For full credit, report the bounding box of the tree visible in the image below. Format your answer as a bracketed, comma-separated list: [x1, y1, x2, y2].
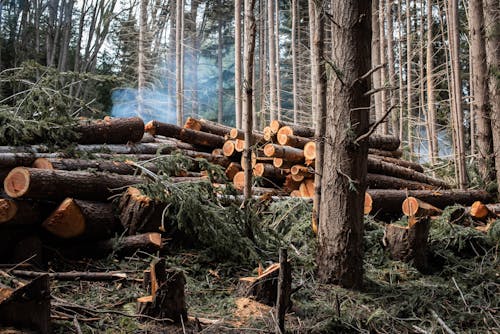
[426, 0, 438, 165]
[235, 0, 242, 128]
[267, 0, 277, 120]
[317, 0, 371, 289]
[176, 0, 184, 125]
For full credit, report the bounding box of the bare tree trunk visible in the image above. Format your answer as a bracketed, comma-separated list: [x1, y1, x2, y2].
[483, 0, 500, 193]
[235, 0, 243, 128]
[58, 0, 75, 71]
[292, 0, 298, 124]
[471, 0, 493, 181]
[386, 0, 398, 135]
[311, 0, 326, 238]
[176, 0, 184, 125]
[398, 0, 404, 140]
[406, 0, 414, 160]
[217, 9, 224, 123]
[426, 0, 438, 164]
[243, 0, 257, 199]
[419, 0, 428, 163]
[448, 0, 468, 188]
[372, 0, 382, 129]
[190, 0, 200, 117]
[275, 0, 281, 119]
[138, 0, 148, 117]
[317, 0, 371, 289]
[267, 0, 277, 120]
[308, 0, 317, 126]
[379, 0, 388, 134]
[259, 0, 267, 127]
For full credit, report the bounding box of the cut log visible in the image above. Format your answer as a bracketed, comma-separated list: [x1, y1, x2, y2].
[290, 190, 301, 197]
[368, 134, 400, 151]
[32, 157, 148, 175]
[235, 139, 245, 152]
[233, 171, 245, 190]
[364, 192, 373, 215]
[225, 162, 242, 181]
[277, 125, 315, 138]
[228, 128, 265, 143]
[0, 153, 59, 168]
[253, 163, 286, 181]
[42, 198, 119, 239]
[402, 197, 442, 220]
[77, 117, 144, 144]
[368, 148, 403, 158]
[137, 258, 187, 322]
[273, 158, 294, 169]
[368, 189, 493, 215]
[238, 263, 280, 306]
[277, 133, 310, 149]
[95, 233, 163, 255]
[367, 173, 438, 190]
[10, 270, 127, 281]
[263, 126, 276, 142]
[212, 148, 223, 156]
[303, 141, 317, 160]
[13, 235, 43, 268]
[367, 157, 449, 188]
[0, 199, 47, 227]
[299, 179, 314, 198]
[370, 154, 424, 173]
[269, 120, 288, 133]
[283, 175, 301, 192]
[4, 167, 144, 201]
[145, 121, 225, 148]
[263, 144, 304, 162]
[470, 201, 499, 221]
[222, 140, 239, 157]
[118, 187, 167, 235]
[0, 275, 51, 334]
[384, 218, 430, 272]
[184, 117, 232, 137]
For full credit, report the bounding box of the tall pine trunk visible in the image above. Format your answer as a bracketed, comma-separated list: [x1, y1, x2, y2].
[426, 0, 438, 164]
[292, 0, 298, 124]
[217, 12, 224, 123]
[235, 0, 242, 128]
[267, 0, 277, 120]
[317, 0, 371, 289]
[175, 0, 184, 125]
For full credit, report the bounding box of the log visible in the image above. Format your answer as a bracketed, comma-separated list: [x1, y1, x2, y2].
[145, 120, 225, 148]
[402, 197, 442, 220]
[384, 218, 430, 272]
[367, 173, 438, 190]
[299, 179, 314, 198]
[277, 125, 315, 138]
[137, 258, 187, 322]
[235, 139, 245, 152]
[263, 144, 304, 162]
[233, 171, 245, 190]
[0, 199, 41, 225]
[368, 148, 403, 158]
[222, 140, 239, 157]
[95, 233, 163, 255]
[273, 158, 294, 169]
[0, 153, 59, 168]
[4, 167, 144, 201]
[275, 248, 292, 333]
[238, 263, 280, 306]
[0, 275, 51, 334]
[269, 120, 288, 133]
[303, 142, 317, 161]
[77, 117, 144, 144]
[42, 198, 119, 239]
[368, 189, 494, 215]
[32, 157, 148, 175]
[225, 162, 242, 181]
[368, 134, 400, 151]
[229, 128, 265, 143]
[364, 192, 373, 215]
[370, 154, 424, 173]
[184, 117, 232, 137]
[10, 270, 127, 281]
[469, 201, 499, 221]
[253, 163, 286, 181]
[263, 126, 276, 142]
[290, 190, 301, 197]
[367, 156, 449, 188]
[13, 235, 43, 268]
[118, 187, 167, 235]
[277, 133, 311, 149]
[283, 175, 301, 192]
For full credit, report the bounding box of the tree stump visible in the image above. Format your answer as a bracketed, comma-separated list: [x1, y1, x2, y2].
[384, 218, 430, 271]
[118, 187, 167, 234]
[238, 263, 281, 306]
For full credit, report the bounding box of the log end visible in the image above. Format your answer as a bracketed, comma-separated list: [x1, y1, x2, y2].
[303, 142, 316, 161]
[229, 128, 239, 139]
[144, 120, 158, 136]
[364, 192, 373, 215]
[277, 126, 293, 137]
[32, 158, 54, 170]
[148, 233, 162, 248]
[270, 120, 282, 133]
[235, 139, 245, 152]
[253, 163, 265, 177]
[184, 117, 202, 131]
[42, 198, 85, 238]
[0, 198, 18, 224]
[470, 201, 489, 220]
[402, 197, 419, 217]
[277, 133, 288, 146]
[233, 171, 245, 190]
[263, 144, 276, 157]
[223, 141, 236, 157]
[4, 167, 31, 198]
[299, 179, 314, 198]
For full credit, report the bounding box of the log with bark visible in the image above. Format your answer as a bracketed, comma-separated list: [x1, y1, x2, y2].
[145, 120, 225, 148]
[469, 201, 500, 221]
[367, 134, 400, 151]
[4, 167, 145, 201]
[184, 117, 232, 137]
[0, 275, 51, 334]
[299, 179, 315, 198]
[77, 117, 144, 144]
[273, 157, 295, 169]
[370, 154, 424, 173]
[225, 162, 242, 181]
[253, 163, 286, 181]
[304, 142, 404, 161]
[0, 199, 43, 226]
[402, 197, 442, 219]
[137, 258, 187, 322]
[32, 157, 152, 175]
[228, 128, 265, 144]
[276, 125, 315, 138]
[95, 233, 163, 255]
[367, 173, 438, 190]
[368, 148, 403, 158]
[10, 270, 127, 281]
[42, 198, 120, 239]
[118, 187, 167, 235]
[264, 144, 304, 162]
[368, 189, 494, 215]
[277, 133, 311, 149]
[222, 140, 240, 158]
[263, 126, 277, 142]
[383, 218, 430, 272]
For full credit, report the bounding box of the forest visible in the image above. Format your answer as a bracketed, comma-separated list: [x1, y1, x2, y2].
[0, 0, 499, 333]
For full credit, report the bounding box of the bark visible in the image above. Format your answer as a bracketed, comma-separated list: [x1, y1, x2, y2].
[10, 270, 127, 281]
[370, 154, 424, 172]
[483, 0, 500, 194]
[42, 198, 119, 239]
[367, 134, 400, 151]
[235, 0, 242, 128]
[275, 0, 282, 119]
[277, 134, 311, 148]
[176, 0, 184, 125]
[372, 0, 382, 129]
[184, 118, 232, 137]
[0, 275, 51, 334]
[291, 0, 298, 123]
[4, 167, 144, 201]
[91, 233, 163, 256]
[252, 163, 286, 181]
[368, 148, 403, 158]
[217, 10, 224, 123]
[277, 125, 315, 138]
[317, 0, 371, 288]
[229, 128, 266, 143]
[32, 158, 156, 175]
[402, 197, 443, 217]
[368, 189, 493, 214]
[367, 173, 441, 190]
[76, 117, 145, 144]
[0, 199, 43, 226]
[406, 0, 414, 160]
[267, 0, 277, 120]
[426, 0, 439, 164]
[225, 162, 242, 180]
[386, 0, 399, 135]
[263, 144, 304, 162]
[243, 0, 257, 199]
[137, 0, 148, 116]
[379, 0, 388, 134]
[145, 121, 225, 148]
[275, 248, 292, 333]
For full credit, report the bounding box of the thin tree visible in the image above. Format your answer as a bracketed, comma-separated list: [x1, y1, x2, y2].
[235, 0, 242, 128]
[426, 0, 438, 164]
[386, 0, 398, 135]
[378, 0, 388, 134]
[267, 0, 277, 120]
[308, 0, 317, 125]
[275, 0, 281, 119]
[372, 0, 382, 129]
[292, 0, 298, 124]
[175, 0, 184, 125]
[243, 0, 257, 199]
[217, 3, 224, 123]
[317, 0, 371, 289]
[138, 0, 148, 117]
[406, 0, 414, 160]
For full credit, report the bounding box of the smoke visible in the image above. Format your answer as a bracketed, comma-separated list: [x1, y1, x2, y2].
[110, 87, 176, 124]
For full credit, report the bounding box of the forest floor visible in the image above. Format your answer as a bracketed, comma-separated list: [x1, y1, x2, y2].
[2, 200, 499, 334]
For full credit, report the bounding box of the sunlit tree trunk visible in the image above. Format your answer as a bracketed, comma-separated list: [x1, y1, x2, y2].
[235, 0, 242, 128]
[406, 0, 414, 160]
[308, 0, 317, 126]
[426, 0, 438, 164]
[379, 0, 388, 134]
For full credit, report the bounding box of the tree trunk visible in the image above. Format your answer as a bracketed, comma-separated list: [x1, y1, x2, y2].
[291, 0, 298, 123]
[275, 0, 281, 119]
[386, 0, 399, 135]
[267, 0, 277, 120]
[137, 0, 148, 117]
[378, 0, 388, 134]
[406, 0, 414, 160]
[217, 9, 224, 123]
[426, 0, 438, 164]
[317, 0, 371, 289]
[76, 117, 145, 145]
[176, 0, 184, 125]
[372, 0, 382, 130]
[483, 0, 500, 194]
[184, 117, 232, 137]
[243, 0, 257, 199]
[235, 0, 243, 128]
[145, 121, 225, 148]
